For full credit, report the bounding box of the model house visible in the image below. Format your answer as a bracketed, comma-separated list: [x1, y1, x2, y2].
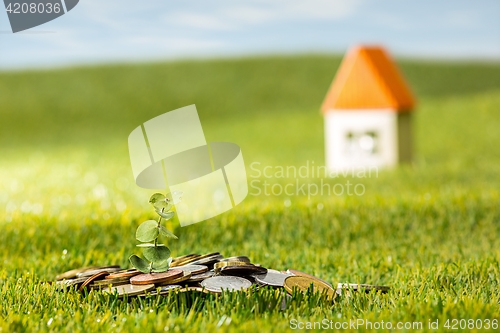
[321, 46, 416, 171]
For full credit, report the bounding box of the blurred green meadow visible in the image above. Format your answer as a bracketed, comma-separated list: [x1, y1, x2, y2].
[1, 55, 500, 332]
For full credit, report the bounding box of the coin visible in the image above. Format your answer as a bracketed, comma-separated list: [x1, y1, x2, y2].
[283, 276, 337, 300]
[77, 267, 123, 278]
[179, 286, 210, 294]
[174, 265, 208, 275]
[79, 272, 109, 293]
[286, 269, 332, 288]
[266, 269, 286, 274]
[201, 276, 252, 293]
[56, 266, 101, 281]
[130, 270, 183, 285]
[55, 277, 88, 291]
[172, 254, 198, 262]
[91, 276, 131, 288]
[158, 271, 192, 286]
[252, 271, 291, 287]
[188, 270, 215, 283]
[186, 254, 223, 266]
[149, 285, 181, 295]
[171, 255, 201, 267]
[214, 261, 249, 271]
[172, 253, 219, 267]
[102, 283, 155, 297]
[337, 283, 390, 293]
[193, 252, 220, 260]
[105, 269, 141, 279]
[219, 256, 250, 263]
[219, 265, 267, 277]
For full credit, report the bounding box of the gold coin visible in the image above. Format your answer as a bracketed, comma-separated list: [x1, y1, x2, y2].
[284, 276, 337, 300]
[194, 252, 220, 260]
[56, 266, 101, 280]
[102, 283, 155, 297]
[171, 256, 201, 267]
[158, 271, 192, 286]
[214, 261, 249, 270]
[172, 254, 198, 262]
[287, 269, 332, 288]
[172, 253, 220, 267]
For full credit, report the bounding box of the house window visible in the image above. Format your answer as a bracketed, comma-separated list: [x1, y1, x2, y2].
[345, 132, 357, 155]
[345, 131, 379, 156]
[359, 131, 378, 154]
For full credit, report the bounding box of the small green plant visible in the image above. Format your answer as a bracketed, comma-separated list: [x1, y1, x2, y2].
[129, 191, 183, 273]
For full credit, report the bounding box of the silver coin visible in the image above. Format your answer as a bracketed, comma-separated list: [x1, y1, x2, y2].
[252, 271, 290, 287]
[188, 270, 215, 282]
[219, 256, 250, 263]
[149, 285, 181, 295]
[174, 265, 208, 274]
[337, 283, 390, 293]
[102, 283, 155, 297]
[187, 255, 223, 266]
[56, 277, 87, 289]
[266, 269, 290, 275]
[201, 276, 252, 293]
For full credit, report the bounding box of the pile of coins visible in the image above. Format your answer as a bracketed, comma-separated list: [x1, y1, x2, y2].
[54, 252, 389, 299]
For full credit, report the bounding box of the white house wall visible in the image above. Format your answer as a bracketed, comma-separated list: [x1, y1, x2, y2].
[325, 109, 398, 171]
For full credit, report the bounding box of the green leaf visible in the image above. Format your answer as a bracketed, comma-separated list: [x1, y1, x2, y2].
[143, 245, 171, 264]
[166, 191, 183, 205]
[155, 209, 175, 220]
[153, 200, 172, 213]
[129, 255, 150, 273]
[152, 257, 172, 273]
[159, 226, 178, 239]
[149, 193, 165, 204]
[136, 220, 159, 242]
[136, 243, 165, 247]
[149, 192, 173, 213]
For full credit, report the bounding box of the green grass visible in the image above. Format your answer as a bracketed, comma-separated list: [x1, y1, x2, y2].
[1, 54, 500, 332]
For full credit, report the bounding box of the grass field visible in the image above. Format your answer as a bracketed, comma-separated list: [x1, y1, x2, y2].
[1, 55, 500, 332]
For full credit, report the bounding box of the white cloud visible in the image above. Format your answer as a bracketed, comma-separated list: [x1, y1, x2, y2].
[1, 0, 498, 69]
[166, 0, 361, 29]
[165, 13, 233, 30]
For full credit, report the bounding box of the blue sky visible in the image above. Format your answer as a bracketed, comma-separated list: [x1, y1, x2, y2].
[1, 0, 499, 69]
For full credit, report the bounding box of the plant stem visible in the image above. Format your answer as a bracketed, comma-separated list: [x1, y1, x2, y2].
[157, 212, 163, 227]
[154, 208, 164, 247]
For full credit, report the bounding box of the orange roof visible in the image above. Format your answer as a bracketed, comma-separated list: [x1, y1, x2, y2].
[321, 46, 416, 112]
